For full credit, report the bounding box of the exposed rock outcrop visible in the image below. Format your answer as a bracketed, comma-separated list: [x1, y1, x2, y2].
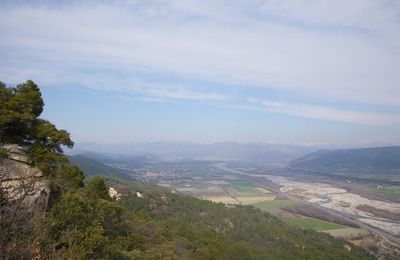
[108, 187, 121, 200]
[0, 144, 50, 211]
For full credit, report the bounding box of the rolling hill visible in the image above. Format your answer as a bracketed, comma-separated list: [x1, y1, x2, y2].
[289, 146, 400, 174]
[68, 154, 133, 180]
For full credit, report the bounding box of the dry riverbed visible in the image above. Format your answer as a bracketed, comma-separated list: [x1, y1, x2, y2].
[265, 175, 400, 237]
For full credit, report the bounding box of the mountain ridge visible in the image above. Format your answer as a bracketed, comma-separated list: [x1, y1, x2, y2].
[71, 141, 317, 162]
[289, 145, 400, 174]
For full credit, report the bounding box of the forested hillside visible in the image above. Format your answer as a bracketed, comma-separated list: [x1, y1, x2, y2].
[68, 154, 132, 180]
[290, 146, 400, 174]
[0, 81, 373, 259]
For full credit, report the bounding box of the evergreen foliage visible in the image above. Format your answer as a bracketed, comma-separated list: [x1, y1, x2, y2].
[0, 80, 44, 144]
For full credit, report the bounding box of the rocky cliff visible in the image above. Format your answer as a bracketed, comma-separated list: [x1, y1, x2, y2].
[0, 144, 50, 211]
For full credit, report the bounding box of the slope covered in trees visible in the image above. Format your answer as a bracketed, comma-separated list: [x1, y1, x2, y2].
[289, 146, 400, 177]
[68, 154, 132, 180]
[291, 146, 400, 171]
[0, 81, 374, 259]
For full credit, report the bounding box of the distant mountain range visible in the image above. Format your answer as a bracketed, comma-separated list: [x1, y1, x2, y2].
[289, 146, 400, 174]
[70, 142, 316, 162]
[69, 144, 400, 181]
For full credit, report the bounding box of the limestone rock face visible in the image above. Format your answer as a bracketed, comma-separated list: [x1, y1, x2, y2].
[0, 144, 50, 211]
[108, 187, 121, 200]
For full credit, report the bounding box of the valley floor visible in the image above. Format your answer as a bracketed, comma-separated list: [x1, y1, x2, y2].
[158, 162, 400, 257]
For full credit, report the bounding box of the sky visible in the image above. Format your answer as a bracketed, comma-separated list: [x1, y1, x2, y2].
[1, 0, 400, 145]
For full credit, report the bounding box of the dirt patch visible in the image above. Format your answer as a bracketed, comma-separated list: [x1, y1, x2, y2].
[235, 196, 274, 205]
[356, 204, 400, 221]
[201, 196, 238, 204]
[327, 228, 370, 239]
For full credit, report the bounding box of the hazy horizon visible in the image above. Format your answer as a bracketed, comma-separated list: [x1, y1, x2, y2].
[73, 140, 399, 148]
[69, 140, 400, 159]
[1, 0, 400, 145]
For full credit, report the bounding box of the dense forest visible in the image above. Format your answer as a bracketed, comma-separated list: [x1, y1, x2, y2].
[0, 81, 374, 259]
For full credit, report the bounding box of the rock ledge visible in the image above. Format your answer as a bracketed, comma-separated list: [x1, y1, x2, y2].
[0, 144, 50, 210]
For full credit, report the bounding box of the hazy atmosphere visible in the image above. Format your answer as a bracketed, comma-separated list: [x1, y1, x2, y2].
[2, 1, 400, 259]
[1, 0, 400, 145]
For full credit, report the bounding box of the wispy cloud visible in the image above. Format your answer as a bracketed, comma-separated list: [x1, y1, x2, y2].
[137, 84, 229, 101]
[0, 0, 399, 129]
[79, 75, 230, 102]
[247, 98, 399, 126]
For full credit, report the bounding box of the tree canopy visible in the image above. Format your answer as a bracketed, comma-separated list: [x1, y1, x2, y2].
[0, 80, 74, 175]
[0, 80, 72, 152]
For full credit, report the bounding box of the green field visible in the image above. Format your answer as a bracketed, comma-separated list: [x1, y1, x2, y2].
[362, 185, 400, 200]
[253, 200, 346, 231]
[230, 180, 254, 191]
[252, 199, 298, 212]
[286, 217, 345, 231]
[373, 188, 400, 198]
[228, 180, 270, 197]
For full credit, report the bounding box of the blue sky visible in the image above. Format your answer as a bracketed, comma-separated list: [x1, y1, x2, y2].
[1, 0, 400, 145]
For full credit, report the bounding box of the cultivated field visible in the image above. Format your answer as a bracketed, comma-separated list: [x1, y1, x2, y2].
[252, 199, 297, 213]
[286, 217, 345, 231]
[164, 163, 380, 243]
[173, 179, 275, 205]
